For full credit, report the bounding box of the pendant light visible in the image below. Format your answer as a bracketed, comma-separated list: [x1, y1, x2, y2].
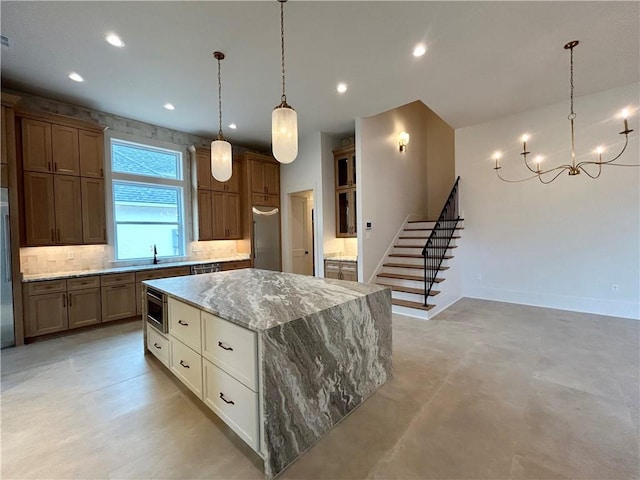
[272, 0, 298, 164]
[211, 51, 232, 182]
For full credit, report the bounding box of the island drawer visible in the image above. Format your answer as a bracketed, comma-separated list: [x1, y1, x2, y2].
[203, 359, 259, 452]
[201, 312, 258, 391]
[147, 326, 170, 367]
[170, 337, 203, 399]
[67, 276, 100, 291]
[168, 298, 202, 353]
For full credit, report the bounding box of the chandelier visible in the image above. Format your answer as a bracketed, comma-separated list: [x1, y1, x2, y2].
[271, 0, 298, 164]
[493, 40, 636, 184]
[211, 51, 232, 182]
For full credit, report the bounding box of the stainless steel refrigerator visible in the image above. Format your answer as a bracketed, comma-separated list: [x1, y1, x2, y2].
[1, 187, 15, 348]
[252, 206, 281, 271]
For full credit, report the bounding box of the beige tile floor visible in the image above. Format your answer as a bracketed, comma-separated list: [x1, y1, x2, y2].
[1, 298, 638, 479]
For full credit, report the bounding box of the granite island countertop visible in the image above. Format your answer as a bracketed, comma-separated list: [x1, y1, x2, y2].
[144, 268, 387, 332]
[22, 255, 250, 282]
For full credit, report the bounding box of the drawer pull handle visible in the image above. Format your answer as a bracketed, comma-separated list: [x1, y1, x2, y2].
[178, 320, 189, 326]
[179, 360, 190, 369]
[217, 341, 233, 351]
[153, 343, 162, 350]
[219, 393, 234, 405]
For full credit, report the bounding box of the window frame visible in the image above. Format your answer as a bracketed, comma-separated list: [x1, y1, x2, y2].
[105, 132, 191, 264]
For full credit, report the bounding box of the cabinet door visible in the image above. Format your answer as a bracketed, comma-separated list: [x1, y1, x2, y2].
[68, 288, 101, 329]
[341, 263, 358, 282]
[197, 189, 213, 241]
[78, 130, 104, 178]
[25, 292, 67, 337]
[325, 261, 341, 279]
[250, 160, 264, 194]
[21, 118, 52, 172]
[51, 124, 80, 175]
[101, 284, 136, 322]
[225, 193, 241, 239]
[54, 175, 83, 244]
[81, 177, 106, 244]
[226, 160, 241, 193]
[212, 191, 226, 239]
[196, 150, 212, 190]
[23, 172, 56, 245]
[263, 162, 279, 196]
[336, 189, 356, 238]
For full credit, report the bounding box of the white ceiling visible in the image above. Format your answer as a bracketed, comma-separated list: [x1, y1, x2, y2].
[2, 1, 638, 150]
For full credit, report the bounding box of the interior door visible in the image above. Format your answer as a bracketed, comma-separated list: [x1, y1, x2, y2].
[290, 195, 312, 275]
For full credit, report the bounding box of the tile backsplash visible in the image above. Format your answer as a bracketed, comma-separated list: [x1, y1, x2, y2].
[20, 241, 244, 276]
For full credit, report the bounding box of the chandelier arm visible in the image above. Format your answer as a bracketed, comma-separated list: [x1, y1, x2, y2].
[598, 162, 640, 167]
[495, 169, 545, 183]
[576, 135, 630, 168]
[537, 168, 568, 184]
[578, 163, 603, 179]
[522, 153, 540, 174]
[537, 164, 573, 176]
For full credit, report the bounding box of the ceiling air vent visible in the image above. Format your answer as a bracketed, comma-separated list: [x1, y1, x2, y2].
[0, 35, 9, 47]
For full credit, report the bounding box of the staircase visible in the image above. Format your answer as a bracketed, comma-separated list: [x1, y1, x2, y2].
[375, 177, 462, 319]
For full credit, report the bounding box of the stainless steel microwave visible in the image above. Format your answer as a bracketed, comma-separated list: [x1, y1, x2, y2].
[146, 287, 168, 333]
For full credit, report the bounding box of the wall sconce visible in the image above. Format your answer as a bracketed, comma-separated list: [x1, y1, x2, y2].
[399, 132, 410, 152]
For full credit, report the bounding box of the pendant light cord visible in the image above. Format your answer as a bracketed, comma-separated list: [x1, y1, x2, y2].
[280, 0, 287, 103]
[217, 57, 223, 138]
[569, 46, 575, 117]
[568, 44, 576, 167]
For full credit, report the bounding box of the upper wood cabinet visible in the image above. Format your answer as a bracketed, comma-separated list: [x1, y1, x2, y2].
[212, 160, 241, 193]
[334, 145, 357, 238]
[21, 118, 52, 173]
[18, 110, 107, 246]
[249, 157, 280, 196]
[78, 130, 104, 178]
[197, 189, 213, 241]
[51, 124, 80, 175]
[81, 177, 106, 244]
[196, 149, 212, 190]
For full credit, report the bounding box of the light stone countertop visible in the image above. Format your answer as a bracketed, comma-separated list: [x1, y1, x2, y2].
[22, 255, 251, 282]
[144, 268, 387, 332]
[324, 256, 358, 262]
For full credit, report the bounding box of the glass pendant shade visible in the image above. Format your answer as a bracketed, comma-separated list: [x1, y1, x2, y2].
[272, 106, 298, 164]
[211, 139, 232, 182]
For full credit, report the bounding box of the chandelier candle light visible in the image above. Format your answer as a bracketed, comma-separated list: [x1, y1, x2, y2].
[272, 0, 298, 164]
[211, 51, 232, 182]
[493, 40, 637, 184]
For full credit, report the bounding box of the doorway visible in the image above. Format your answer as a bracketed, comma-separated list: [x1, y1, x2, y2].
[289, 190, 314, 276]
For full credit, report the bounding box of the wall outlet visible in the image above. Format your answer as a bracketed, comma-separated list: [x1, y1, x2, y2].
[611, 284, 620, 293]
[66, 251, 75, 260]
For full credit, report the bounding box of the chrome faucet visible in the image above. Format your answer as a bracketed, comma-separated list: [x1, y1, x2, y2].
[153, 244, 159, 264]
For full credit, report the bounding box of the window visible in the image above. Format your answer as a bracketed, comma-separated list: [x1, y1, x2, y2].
[110, 138, 186, 261]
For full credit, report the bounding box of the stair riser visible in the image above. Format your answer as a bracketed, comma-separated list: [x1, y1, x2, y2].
[392, 290, 427, 303]
[381, 266, 448, 277]
[387, 257, 450, 267]
[396, 237, 458, 247]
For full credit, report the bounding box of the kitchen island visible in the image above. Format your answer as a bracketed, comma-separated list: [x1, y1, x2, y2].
[143, 268, 392, 478]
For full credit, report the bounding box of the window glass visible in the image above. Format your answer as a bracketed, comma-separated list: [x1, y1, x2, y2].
[110, 139, 186, 261]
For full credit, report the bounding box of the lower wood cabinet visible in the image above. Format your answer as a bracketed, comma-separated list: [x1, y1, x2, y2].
[24, 276, 101, 337]
[101, 283, 136, 322]
[324, 259, 358, 281]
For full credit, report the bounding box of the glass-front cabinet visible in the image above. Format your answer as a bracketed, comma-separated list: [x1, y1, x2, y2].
[334, 144, 356, 238]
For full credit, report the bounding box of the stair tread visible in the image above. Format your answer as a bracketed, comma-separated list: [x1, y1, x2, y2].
[392, 299, 435, 311]
[383, 263, 449, 271]
[377, 283, 440, 296]
[407, 218, 464, 224]
[395, 245, 458, 249]
[389, 254, 454, 259]
[377, 272, 445, 282]
[399, 236, 461, 240]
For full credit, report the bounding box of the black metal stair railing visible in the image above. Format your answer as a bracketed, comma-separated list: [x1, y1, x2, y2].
[422, 177, 461, 305]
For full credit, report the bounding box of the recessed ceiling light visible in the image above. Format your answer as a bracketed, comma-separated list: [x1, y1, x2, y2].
[337, 83, 348, 93]
[68, 72, 84, 82]
[106, 33, 125, 48]
[229, 123, 237, 129]
[413, 44, 427, 57]
[163, 103, 175, 111]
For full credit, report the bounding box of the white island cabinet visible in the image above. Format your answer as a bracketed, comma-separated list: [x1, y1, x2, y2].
[143, 268, 391, 479]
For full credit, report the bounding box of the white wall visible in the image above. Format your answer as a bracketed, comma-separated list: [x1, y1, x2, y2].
[280, 132, 323, 273]
[456, 83, 640, 319]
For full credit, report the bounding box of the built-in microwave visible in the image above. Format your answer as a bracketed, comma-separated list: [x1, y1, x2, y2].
[146, 287, 168, 333]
